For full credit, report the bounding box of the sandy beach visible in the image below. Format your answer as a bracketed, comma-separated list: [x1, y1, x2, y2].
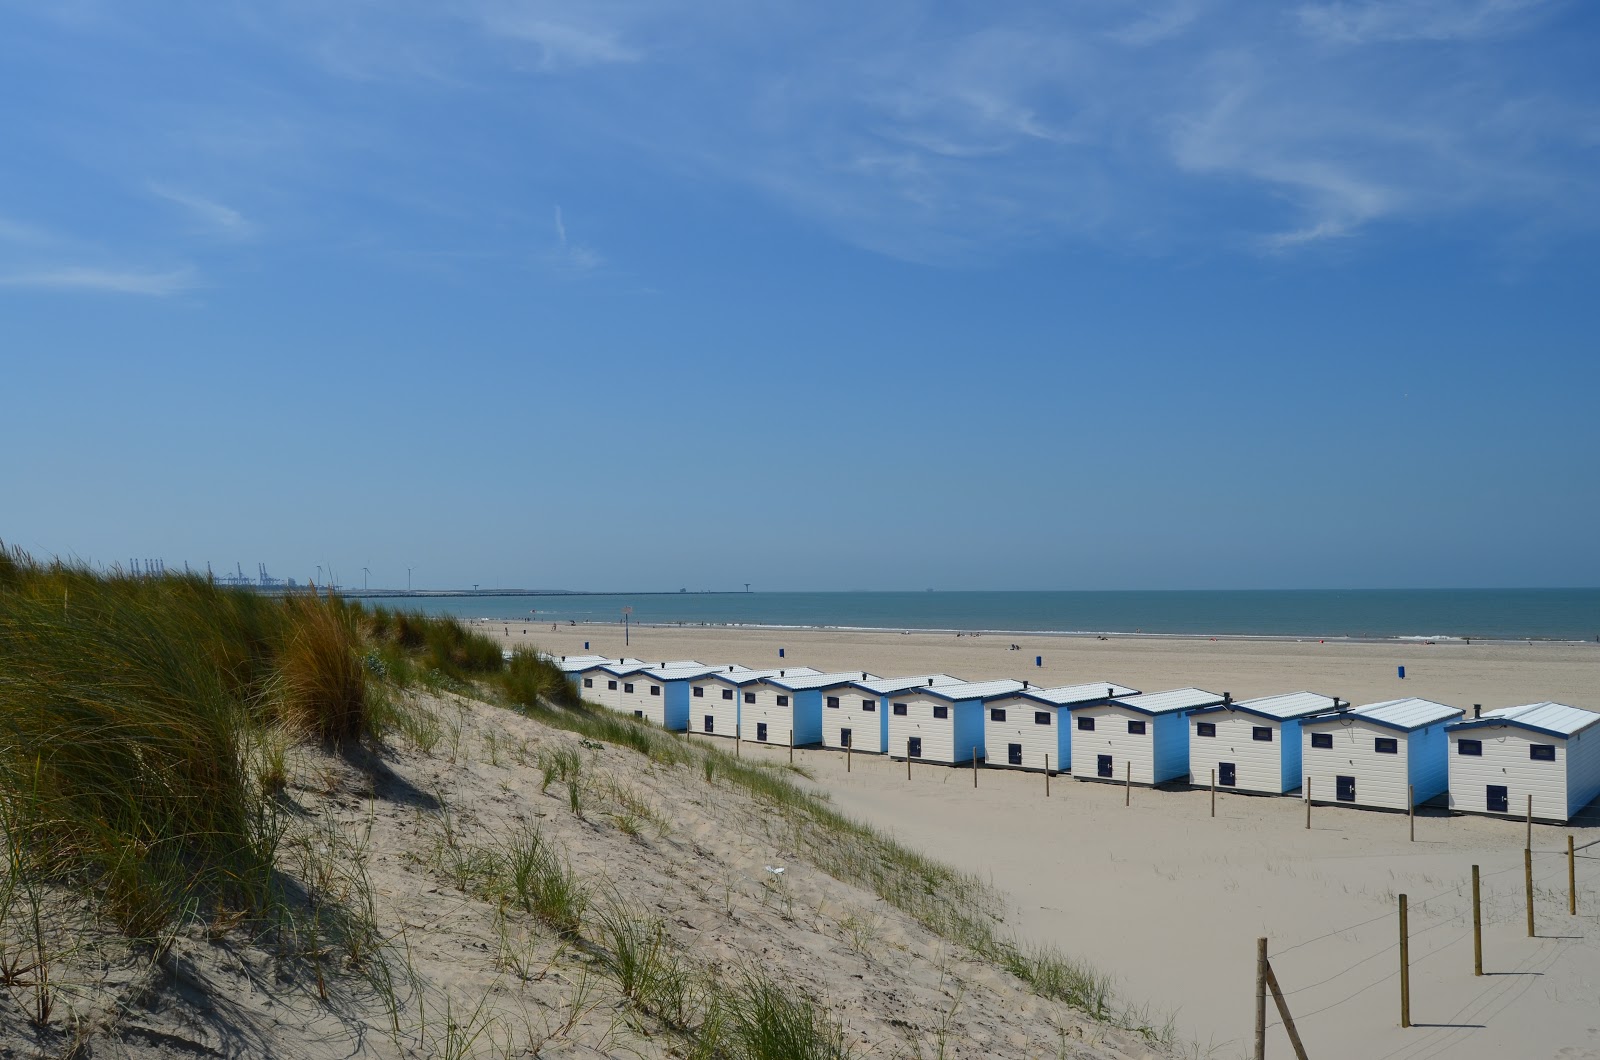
[489, 622, 1600, 1059]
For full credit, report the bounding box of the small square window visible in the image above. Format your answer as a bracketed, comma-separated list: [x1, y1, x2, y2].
[650, 685, 661, 696]
[826, 696, 840, 709]
[624, 683, 634, 694]
[933, 705, 949, 719]
[693, 686, 704, 698]
[583, 678, 593, 688]
[989, 707, 1007, 722]
[1127, 720, 1146, 735]
[893, 703, 907, 716]
[1374, 738, 1398, 754]
[1311, 732, 1333, 749]
[633, 710, 643, 719]
[607, 680, 618, 690]
[1457, 739, 1482, 756]
[1034, 711, 1051, 726]
[743, 692, 755, 704]
[1196, 722, 1216, 737]
[1077, 716, 1095, 731]
[1252, 727, 1273, 743]
[776, 695, 789, 707]
[1530, 744, 1556, 761]
[722, 688, 734, 700]
[862, 699, 876, 712]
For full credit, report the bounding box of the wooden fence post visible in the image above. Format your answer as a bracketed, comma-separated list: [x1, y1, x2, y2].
[1125, 761, 1131, 806]
[1527, 794, 1533, 850]
[1263, 945, 1311, 1060]
[1570, 835, 1578, 915]
[1045, 752, 1050, 797]
[1471, 864, 1483, 976]
[906, 740, 912, 780]
[972, 747, 978, 788]
[1254, 937, 1267, 1060]
[789, 729, 794, 765]
[1211, 769, 1216, 818]
[1305, 776, 1311, 830]
[1399, 893, 1411, 1028]
[846, 740, 852, 773]
[736, 723, 741, 758]
[1409, 785, 1415, 842]
[1525, 847, 1536, 938]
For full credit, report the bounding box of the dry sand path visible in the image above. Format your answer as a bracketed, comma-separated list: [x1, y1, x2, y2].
[489, 624, 1600, 1059]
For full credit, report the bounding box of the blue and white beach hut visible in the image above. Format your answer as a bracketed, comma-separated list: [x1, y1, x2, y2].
[1188, 692, 1339, 795]
[574, 657, 645, 709]
[687, 666, 820, 739]
[829, 675, 964, 754]
[751, 671, 881, 748]
[980, 681, 1139, 772]
[1071, 688, 1225, 785]
[1301, 698, 1462, 810]
[1446, 702, 1600, 822]
[885, 679, 1027, 765]
[552, 654, 614, 692]
[598, 659, 700, 716]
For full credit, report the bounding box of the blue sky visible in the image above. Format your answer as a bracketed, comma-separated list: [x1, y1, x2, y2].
[3, 0, 1598, 591]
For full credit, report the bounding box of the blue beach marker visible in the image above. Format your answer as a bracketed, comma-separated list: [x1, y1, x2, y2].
[1398, 665, 1406, 679]
[1036, 655, 1042, 667]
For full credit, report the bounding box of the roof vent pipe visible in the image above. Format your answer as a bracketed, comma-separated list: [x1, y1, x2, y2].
[1107, 687, 1114, 699]
[1023, 680, 1029, 689]
[928, 678, 934, 686]
[862, 672, 867, 680]
[1474, 703, 1481, 719]
[1224, 692, 1233, 705]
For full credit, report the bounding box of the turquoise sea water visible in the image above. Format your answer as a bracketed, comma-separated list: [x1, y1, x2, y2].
[368, 589, 1600, 642]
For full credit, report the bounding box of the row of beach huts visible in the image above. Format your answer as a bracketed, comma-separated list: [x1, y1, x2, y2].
[542, 654, 1600, 824]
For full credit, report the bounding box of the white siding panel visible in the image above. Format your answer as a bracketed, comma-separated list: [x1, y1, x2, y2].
[1568, 729, 1600, 820]
[1191, 713, 1285, 794]
[614, 675, 666, 723]
[1447, 729, 1569, 819]
[886, 693, 960, 764]
[740, 687, 798, 748]
[823, 692, 883, 752]
[695, 680, 741, 738]
[1302, 720, 1412, 810]
[983, 695, 1060, 771]
[1070, 705, 1158, 784]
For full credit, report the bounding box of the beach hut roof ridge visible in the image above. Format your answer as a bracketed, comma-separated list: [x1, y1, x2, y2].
[1190, 691, 1337, 721]
[1310, 697, 1463, 731]
[850, 673, 965, 695]
[1109, 687, 1225, 715]
[1446, 702, 1600, 738]
[762, 670, 881, 691]
[914, 678, 1029, 702]
[1006, 681, 1141, 706]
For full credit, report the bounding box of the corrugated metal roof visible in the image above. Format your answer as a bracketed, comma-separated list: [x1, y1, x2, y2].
[551, 654, 615, 673]
[851, 674, 964, 695]
[1449, 702, 1600, 738]
[574, 657, 644, 673]
[764, 670, 880, 691]
[1325, 698, 1464, 731]
[1193, 691, 1337, 721]
[702, 666, 822, 687]
[918, 678, 1029, 702]
[1013, 681, 1140, 707]
[1111, 687, 1224, 715]
[645, 662, 740, 681]
[599, 658, 701, 677]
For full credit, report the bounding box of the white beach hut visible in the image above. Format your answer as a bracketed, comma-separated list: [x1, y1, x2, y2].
[1188, 692, 1339, 795]
[628, 661, 743, 731]
[749, 671, 880, 749]
[828, 675, 964, 753]
[886, 679, 1026, 765]
[599, 659, 701, 717]
[1301, 698, 1463, 811]
[574, 658, 644, 709]
[552, 654, 613, 692]
[688, 666, 820, 739]
[1071, 688, 1224, 785]
[1446, 703, 1600, 822]
[981, 681, 1139, 772]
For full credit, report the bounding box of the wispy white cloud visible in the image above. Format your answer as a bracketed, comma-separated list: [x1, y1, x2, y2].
[0, 215, 58, 245]
[550, 205, 603, 271]
[1295, 0, 1552, 44]
[0, 266, 198, 296]
[149, 185, 256, 239]
[479, 9, 639, 69]
[1107, 0, 1210, 46]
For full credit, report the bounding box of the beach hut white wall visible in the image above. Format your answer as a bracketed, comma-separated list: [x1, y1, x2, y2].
[1188, 692, 1338, 795]
[982, 681, 1139, 772]
[887, 679, 1026, 765]
[1071, 688, 1223, 785]
[689, 667, 819, 739]
[1300, 698, 1462, 810]
[832, 675, 963, 753]
[816, 672, 879, 751]
[751, 672, 878, 748]
[1446, 703, 1600, 822]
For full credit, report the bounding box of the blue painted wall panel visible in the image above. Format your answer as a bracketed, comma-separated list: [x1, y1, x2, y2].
[1282, 719, 1303, 793]
[1151, 712, 1192, 783]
